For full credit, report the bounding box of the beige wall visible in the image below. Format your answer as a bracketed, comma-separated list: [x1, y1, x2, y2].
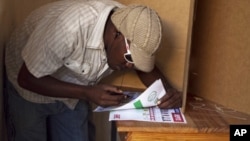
[189, 0, 250, 114]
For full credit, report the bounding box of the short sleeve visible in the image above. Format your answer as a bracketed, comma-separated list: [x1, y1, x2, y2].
[22, 11, 77, 78]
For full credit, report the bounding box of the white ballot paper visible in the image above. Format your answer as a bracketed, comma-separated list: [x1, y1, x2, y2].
[109, 107, 186, 123]
[94, 79, 165, 112]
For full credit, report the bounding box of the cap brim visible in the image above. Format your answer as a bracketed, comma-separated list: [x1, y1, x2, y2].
[130, 43, 155, 72]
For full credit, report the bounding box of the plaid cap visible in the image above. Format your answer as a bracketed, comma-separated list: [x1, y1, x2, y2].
[111, 5, 162, 72]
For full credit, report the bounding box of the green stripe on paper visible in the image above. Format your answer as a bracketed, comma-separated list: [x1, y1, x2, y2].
[133, 100, 143, 109]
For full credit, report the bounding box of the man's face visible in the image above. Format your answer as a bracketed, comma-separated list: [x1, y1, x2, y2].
[105, 30, 134, 71]
[103, 17, 134, 71]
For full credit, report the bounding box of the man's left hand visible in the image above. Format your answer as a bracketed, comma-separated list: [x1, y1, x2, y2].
[157, 88, 182, 109]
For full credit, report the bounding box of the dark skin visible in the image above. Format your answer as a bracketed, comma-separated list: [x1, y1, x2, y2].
[17, 11, 182, 108]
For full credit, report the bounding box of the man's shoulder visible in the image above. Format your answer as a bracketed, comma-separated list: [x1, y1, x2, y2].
[28, 0, 122, 20]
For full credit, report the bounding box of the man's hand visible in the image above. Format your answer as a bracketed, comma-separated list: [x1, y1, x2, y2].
[84, 84, 127, 107]
[157, 88, 182, 109]
[135, 66, 183, 109]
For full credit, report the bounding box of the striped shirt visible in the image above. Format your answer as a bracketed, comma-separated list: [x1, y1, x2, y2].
[5, 0, 124, 109]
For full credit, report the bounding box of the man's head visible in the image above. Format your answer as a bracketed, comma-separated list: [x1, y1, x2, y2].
[111, 5, 162, 72]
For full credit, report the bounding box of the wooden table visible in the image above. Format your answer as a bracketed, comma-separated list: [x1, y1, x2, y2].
[114, 95, 250, 141]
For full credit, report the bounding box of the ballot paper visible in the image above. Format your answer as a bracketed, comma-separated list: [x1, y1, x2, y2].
[109, 107, 186, 123]
[94, 79, 165, 112]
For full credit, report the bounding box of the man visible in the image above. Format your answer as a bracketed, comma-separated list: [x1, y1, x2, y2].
[5, 0, 182, 141]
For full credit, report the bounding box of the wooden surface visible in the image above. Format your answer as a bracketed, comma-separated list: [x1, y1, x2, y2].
[116, 94, 250, 140]
[188, 0, 250, 115]
[120, 132, 229, 141]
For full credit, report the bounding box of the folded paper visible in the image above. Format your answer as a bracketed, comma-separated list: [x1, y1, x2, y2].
[94, 79, 165, 112]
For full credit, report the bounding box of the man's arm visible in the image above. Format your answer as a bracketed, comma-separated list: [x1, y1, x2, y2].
[17, 63, 126, 107]
[135, 65, 182, 108]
